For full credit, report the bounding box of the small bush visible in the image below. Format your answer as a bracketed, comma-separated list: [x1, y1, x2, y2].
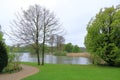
[3, 52, 21, 73]
[3, 62, 22, 73]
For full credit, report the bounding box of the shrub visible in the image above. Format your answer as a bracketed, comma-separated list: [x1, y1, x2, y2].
[3, 52, 21, 73]
[54, 51, 67, 56]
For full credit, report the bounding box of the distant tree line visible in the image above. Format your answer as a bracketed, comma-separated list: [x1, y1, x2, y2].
[9, 42, 82, 55]
[64, 43, 81, 53]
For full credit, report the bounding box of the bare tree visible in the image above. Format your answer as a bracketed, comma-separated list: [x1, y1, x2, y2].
[10, 5, 62, 65]
[48, 34, 56, 54]
[55, 35, 65, 51]
[48, 34, 65, 53]
[41, 7, 62, 65]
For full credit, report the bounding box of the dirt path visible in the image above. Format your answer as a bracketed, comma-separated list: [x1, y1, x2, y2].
[0, 65, 39, 80]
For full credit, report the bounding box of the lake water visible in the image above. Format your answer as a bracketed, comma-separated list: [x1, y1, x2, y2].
[18, 52, 92, 65]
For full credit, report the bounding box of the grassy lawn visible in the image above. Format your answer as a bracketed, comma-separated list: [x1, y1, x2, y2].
[22, 62, 120, 80]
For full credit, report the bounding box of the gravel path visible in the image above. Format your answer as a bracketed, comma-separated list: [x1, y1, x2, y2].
[0, 65, 39, 80]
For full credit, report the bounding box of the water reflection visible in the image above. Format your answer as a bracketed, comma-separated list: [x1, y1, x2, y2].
[19, 53, 92, 65]
[20, 52, 37, 62]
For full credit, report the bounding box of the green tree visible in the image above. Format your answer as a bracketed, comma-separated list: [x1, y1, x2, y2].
[64, 43, 73, 53]
[72, 45, 81, 53]
[0, 26, 8, 72]
[85, 5, 120, 66]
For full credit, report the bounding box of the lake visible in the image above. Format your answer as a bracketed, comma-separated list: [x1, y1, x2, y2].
[17, 52, 92, 65]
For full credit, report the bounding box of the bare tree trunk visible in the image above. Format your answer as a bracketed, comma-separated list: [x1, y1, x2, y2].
[36, 16, 40, 65]
[36, 37, 40, 65]
[51, 44, 53, 54]
[41, 26, 46, 65]
[41, 10, 45, 65]
[36, 46, 40, 65]
[42, 39, 45, 65]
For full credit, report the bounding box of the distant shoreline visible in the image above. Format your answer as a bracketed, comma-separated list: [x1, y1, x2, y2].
[66, 53, 91, 58]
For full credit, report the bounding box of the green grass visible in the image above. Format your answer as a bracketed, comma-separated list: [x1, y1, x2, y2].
[22, 62, 120, 80]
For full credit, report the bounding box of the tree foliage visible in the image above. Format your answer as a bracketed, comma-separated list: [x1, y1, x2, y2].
[64, 43, 73, 53]
[85, 5, 120, 66]
[64, 43, 81, 53]
[72, 45, 81, 53]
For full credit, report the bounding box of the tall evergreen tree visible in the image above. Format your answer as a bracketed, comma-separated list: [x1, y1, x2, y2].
[85, 5, 120, 66]
[0, 26, 8, 72]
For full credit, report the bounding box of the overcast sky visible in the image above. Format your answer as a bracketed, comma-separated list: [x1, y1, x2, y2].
[0, 0, 120, 47]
